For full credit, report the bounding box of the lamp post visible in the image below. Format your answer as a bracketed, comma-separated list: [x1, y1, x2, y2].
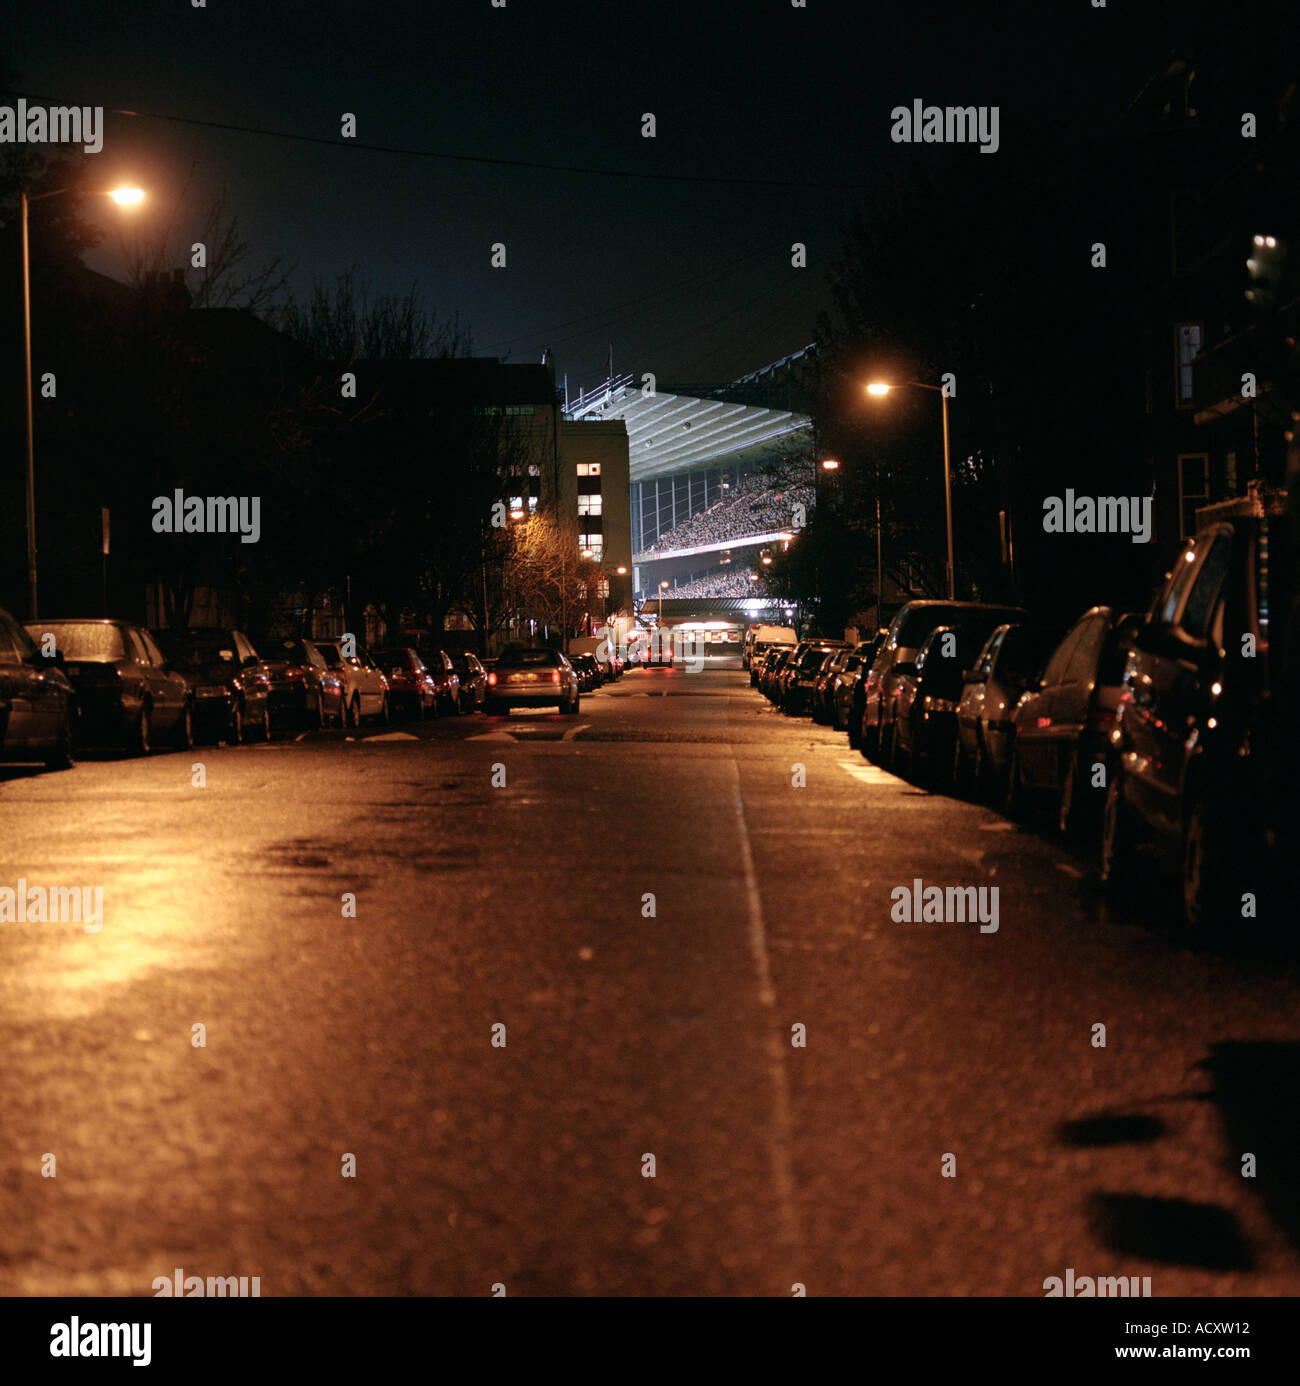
[20, 184, 145, 620]
[867, 379, 954, 600]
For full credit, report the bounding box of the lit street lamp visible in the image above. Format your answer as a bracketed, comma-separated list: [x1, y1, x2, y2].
[867, 379, 954, 600]
[20, 183, 145, 619]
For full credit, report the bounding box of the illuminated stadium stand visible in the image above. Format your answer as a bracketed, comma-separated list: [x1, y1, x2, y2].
[564, 346, 816, 601]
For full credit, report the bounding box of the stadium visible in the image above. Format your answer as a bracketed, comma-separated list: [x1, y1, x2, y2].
[566, 344, 816, 638]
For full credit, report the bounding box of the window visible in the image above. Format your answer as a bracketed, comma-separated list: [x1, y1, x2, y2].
[578, 535, 603, 561]
[1178, 454, 1209, 537]
[1175, 322, 1203, 406]
[1180, 531, 1232, 639]
[1062, 617, 1106, 683]
[1157, 541, 1200, 623]
[578, 493, 602, 516]
[1041, 625, 1085, 686]
[528, 495, 539, 513]
[576, 462, 601, 476]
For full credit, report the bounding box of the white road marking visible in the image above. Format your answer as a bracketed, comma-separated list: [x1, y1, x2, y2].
[730, 758, 802, 1252]
[561, 723, 590, 741]
[365, 731, 420, 741]
[835, 759, 899, 786]
[466, 730, 516, 742]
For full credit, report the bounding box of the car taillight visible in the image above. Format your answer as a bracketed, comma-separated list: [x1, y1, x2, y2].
[285, 665, 305, 682]
[487, 672, 497, 685]
[1089, 706, 1116, 732]
[551, 670, 560, 683]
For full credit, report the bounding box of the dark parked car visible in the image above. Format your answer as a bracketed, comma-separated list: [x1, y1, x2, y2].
[486, 645, 580, 715]
[781, 639, 849, 714]
[750, 641, 794, 687]
[860, 602, 1026, 760]
[25, 618, 192, 754]
[811, 649, 853, 724]
[758, 647, 792, 698]
[452, 652, 488, 712]
[842, 633, 888, 743]
[151, 626, 272, 744]
[423, 648, 462, 715]
[1006, 606, 1142, 832]
[1102, 511, 1294, 932]
[571, 653, 602, 692]
[0, 606, 75, 769]
[889, 623, 1003, 782]
[954, 623, 1066, 798]
[263, 637, 345, 728]
[372, 648, 439, 719]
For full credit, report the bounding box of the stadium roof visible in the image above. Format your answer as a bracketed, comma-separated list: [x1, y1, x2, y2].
[566, 348, 814, 482]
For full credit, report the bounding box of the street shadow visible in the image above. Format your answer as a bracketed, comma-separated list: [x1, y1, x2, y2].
[1198, 1041, 1300, 1256]
[1086, 1191, 1253, 1270]
[1059, 1112, 1166, 1146]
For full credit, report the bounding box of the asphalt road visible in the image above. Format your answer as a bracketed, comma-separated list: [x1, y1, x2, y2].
[4, 659, 1300, 1296]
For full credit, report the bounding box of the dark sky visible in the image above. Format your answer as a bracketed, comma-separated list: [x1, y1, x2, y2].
[10, 1, 1179, 395]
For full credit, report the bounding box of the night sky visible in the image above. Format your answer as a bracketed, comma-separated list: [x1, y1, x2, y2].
[10, 1, 1179, 393]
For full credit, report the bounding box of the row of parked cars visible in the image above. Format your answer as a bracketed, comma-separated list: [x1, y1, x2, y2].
[754, 507, 1296, 937]
[0, 615, 500, 760]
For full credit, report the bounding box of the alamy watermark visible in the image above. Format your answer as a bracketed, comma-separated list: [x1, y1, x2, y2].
[890, 100, 1000, 154]
[1, 880, 103, 933]
[1042, 490, 1152, 544]
[890, 878, 999, 933]
[0, 100, 104, 154]
[152, 490, 261, 544]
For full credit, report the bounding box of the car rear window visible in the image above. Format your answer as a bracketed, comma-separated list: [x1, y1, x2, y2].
[35, 622, 126, 660]
[500, 647, 560, 667]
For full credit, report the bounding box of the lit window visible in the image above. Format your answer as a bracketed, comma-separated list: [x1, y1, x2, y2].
[578, 494, 603, 516]
[1175, 322, 1202, 406]
[576, 462, 601, 476]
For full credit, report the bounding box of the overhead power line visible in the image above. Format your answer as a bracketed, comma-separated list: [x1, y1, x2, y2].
[16, 92, 865, 191]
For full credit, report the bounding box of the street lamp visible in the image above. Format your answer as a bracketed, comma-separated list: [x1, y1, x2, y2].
[658, 578, 669, 627]
[821, 457, 840, 471]
[20, 183, 145, 619]
[867, 379, 954, 600]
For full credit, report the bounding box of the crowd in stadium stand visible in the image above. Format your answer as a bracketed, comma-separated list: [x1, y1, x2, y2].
[660, 571, 762, 598]
[639, 475, 814, 555]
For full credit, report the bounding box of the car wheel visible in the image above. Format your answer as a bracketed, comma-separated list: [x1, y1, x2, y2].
[347, 694, 361, 729]
[1002, 746, 1025, 821]
[1057, 749, 1081, 836]
[44, 714, 75, 771]
[174, 702, 194, 752]
[1180, 789, 1235, 937]
[133, 704, 152, 756]
[1100, 764, 1139, 899]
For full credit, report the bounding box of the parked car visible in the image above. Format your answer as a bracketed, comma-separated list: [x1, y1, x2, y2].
[953, 623, 1066, 798]
[780, 639, 849, 714]
[313, 641, 391, 726]
[422, 648, 461, 715]
[889, 622, 1002, 782]
[0, 605, 76, 769]
[860, 602, 1026, 760]
[842, 633, 888, 743]
[760, 648, 794, 700]
[485, 644, 580, 714]
[811, 649, 853, 724]
[571, 653, 602, 692]
[452, 652, 488, 712]
[1005, 606, 1142, 831]
[263, 637, 345, 728]
[1102, 511, 1294, 932]
[151, 626, 273, 744]
[750, 641, 794, 686]
[25, 618, 192, 754]
[744, 625, 798, 672]
[372, 647, 438, 719]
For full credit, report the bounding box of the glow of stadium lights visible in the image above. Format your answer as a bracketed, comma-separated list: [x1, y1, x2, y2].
[749, 571, 759, 582]
[821, 458, 840, 470]
[109, 186, 145, 205]
[866, 381, 891, 395]
[761, 554, 772, 566]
